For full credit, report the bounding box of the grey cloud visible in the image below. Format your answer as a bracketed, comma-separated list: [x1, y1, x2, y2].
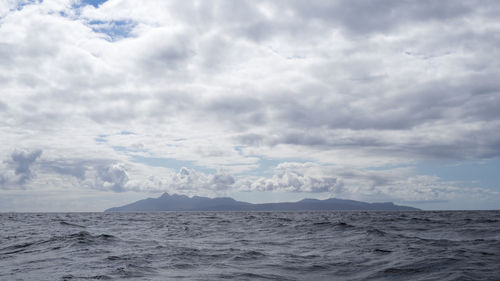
[88, 100, 139, 123]
[278, 132, 329, 147]
[202, 1, 273, 40]
[236, 133, 265, 147]
[269, 85, 448, 131]
[0, 43, 15, 66]
[172, 0, 486, 43]
[39, 157, 135, 192]
[87, 90, 196, 124]
[229, 66, 500, 159]
[0, 149, 42, 188]
[289, 0, 474, 35]
[239, 21, 276, 43]
[197, 35, 230, 71]
[167, 1, 319, 43]
[9, 149, 42, 184]
[96, 163, 129, 192]
[47, 158, 133, 192]
[210, 173, 235, 190]
[337, 169, 395, 190]
[0, 100, 7, 112]
[133, 29, 196, 80]
[29, 156, 236, 194]
[255, 165, 478, 202]
[237, 130, 388, 149]
[142, 41, 194, 72]
[207, 96, 261, 115]
[43, 159, 92, 180]
[203, 96, 267, 130]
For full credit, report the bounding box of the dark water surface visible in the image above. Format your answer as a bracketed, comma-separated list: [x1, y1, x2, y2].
[1, 211, 499, 280]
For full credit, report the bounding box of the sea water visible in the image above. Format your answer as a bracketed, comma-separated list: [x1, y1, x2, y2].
[1, 211, 499, 280]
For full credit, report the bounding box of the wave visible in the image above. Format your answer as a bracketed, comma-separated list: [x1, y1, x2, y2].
[59, 221, 86, 228]
[1, 211, 499, 280]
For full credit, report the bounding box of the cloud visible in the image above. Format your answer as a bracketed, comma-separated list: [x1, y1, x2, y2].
[0, 149, 496, 208]
[95, 163, 129, 192]
[10, 149, 42, 182]
[37, 156, 237, 194]
[44, 159, 88, 180]
[0, 149, 42, 188]
[2, 0, 499, 163]
[162, 167, 236, 193]
[240, 162, 344, 193]
[1, 0, 500, 210]
[286, 0, 476, 36]
[44, 159, 131, 192]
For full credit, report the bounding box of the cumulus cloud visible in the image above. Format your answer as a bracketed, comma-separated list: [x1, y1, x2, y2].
[0, 149, 42, 188]
[240, 162, 344, 193]
[0, 148, 495, 208]
[37, 156, 237, 194]
[32, 157, 132, 192]
[84, 165, 238, 194]
[161, 167, 236, 193]
[47, 160, 133, 193]
[95, 163, 129, 192]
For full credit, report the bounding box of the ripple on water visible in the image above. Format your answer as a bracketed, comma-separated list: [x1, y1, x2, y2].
[0, 211, 499, 280]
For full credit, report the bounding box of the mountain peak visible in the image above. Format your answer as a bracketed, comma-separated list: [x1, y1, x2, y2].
[105, 194, 420, 212]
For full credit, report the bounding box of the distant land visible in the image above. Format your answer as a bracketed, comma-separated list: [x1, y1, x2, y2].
[105, 193, 420, 212]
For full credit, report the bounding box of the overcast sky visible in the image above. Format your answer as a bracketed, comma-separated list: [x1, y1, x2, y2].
[1, 0, 499, 211]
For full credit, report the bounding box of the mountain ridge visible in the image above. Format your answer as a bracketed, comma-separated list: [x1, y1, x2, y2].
[104, 193, 420, 212]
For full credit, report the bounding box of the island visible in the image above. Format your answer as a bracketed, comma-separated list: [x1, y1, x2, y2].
[105, 193, 420, 212]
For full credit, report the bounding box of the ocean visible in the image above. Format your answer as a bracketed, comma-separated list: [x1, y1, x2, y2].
[1, 211, 499, 280]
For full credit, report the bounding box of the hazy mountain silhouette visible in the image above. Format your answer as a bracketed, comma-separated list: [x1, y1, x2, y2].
[105, 193, 419, 212]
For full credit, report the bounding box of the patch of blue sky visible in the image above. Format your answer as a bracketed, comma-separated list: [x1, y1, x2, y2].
[94, 134, 109, 144]
[120, 131, 135, 135]
[130, 155, 216, 174]
[15, 0, 40, 10]
[415, 158, 500, 190]
[111, 146, 128, 152]
[94, 137, 107, 143]
[78, 0, 108, 8]
[233, 146, 245, 153]
[111, 146, 147, 154]
[88, 20, 137, 41]
[1, 0, 39, 17]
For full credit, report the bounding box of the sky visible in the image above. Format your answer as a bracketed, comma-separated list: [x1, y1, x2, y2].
[1, 0, 499, 211]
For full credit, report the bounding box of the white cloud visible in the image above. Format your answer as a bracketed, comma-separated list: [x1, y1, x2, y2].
[0, 0, 499, 210]
[239, 162, 344, 193]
